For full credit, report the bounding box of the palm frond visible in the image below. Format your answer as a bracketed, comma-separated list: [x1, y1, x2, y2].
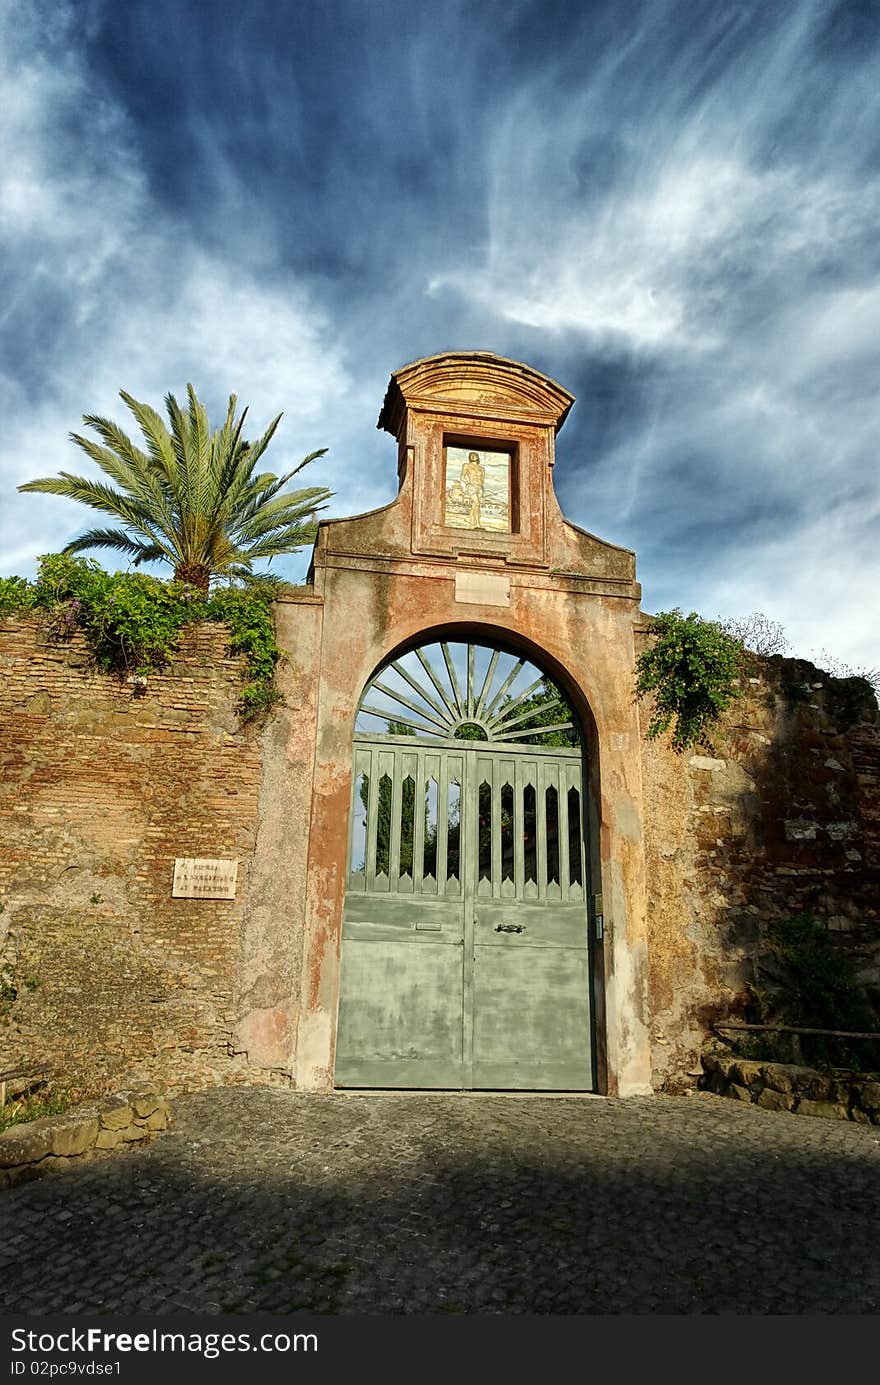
[232, 488, 332, 544]
[62, 527, 175, 564]
[130, 543, 170, 567]
[209, 396, 242, 502]
[69, 428, 177, 542]
[79, 415, 152, 476]
[117, 392, 181, 498]
[233, 467, 328, 522]
[163, 391, 189, 474]
[186, 384, 213, 521]
[289, 447, 329, 475]
[223, 566, 288, 586]
[234, 411, 283, 475]
[239, 518, 325, 560]
[20, 472, 146, 521]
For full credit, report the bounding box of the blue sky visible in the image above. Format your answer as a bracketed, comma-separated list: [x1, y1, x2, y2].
[1, 0, 878, 670]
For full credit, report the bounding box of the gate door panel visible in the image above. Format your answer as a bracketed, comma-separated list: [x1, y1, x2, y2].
[470, 749, 591, 1089]
[335, 640, 594, 1091]
[335, 743, 467, 1087]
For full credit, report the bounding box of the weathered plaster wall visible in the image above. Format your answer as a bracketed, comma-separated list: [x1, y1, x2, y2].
[641, 651, 880, 1090]
[292, 558, 651, 1096]
[0, 617, 265, 1094]
[233, 592, 323, 1072]
[283, 352, 653, 1097]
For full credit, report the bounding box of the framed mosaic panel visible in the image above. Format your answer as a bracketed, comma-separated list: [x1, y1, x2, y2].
[443, 445, 511, 532]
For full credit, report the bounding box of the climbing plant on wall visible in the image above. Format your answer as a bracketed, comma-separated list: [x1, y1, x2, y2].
[0, 554, 284, 721]
[635, 608, 745, 752]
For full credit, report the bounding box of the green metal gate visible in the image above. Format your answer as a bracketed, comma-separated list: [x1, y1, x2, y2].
[335, 641, 594, 1090]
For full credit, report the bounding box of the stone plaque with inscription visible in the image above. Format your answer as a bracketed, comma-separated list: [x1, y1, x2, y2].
[172, 858, 238, 900]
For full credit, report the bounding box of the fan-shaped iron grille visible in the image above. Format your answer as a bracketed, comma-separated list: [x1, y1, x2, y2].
[355, 640, 578, 747]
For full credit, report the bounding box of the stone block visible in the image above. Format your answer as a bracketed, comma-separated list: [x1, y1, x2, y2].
[854, 1082, 880, 1113]
[132, 1092, 160, 1119]
[800, 1075, 832, 1101]
[796, 1098, 849, 1121]
[94, 1128, 126, 1150]
[0, 1161, 44, 1190]
[145, 1109, 167, 1130]
[726, 1083, 753, 1102]
[689, 756, 726, 771]
[825, 822, 856, 841]
[0, 1121, 52, 1168]
[851, 1107, 872, 1124]
[731, 1060, 765, 1087]
[122, 1124, 146, 1141]
[130, 1078, 167, 1097]
[715, 1056, 738, 1079]
[784, 819, 817, 842]
[760, 1064, 795, 1094]
[40, 1154, 79, 1178]
[98, 1095, 135, 1130]
[756, 1088, 793, 1113]
[49, 1115, 100, 1157]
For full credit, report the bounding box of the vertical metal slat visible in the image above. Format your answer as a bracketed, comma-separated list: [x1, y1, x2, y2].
[514, 756, 525, 899]
[413, 749, 426, 891]
[388, 750, 403, 889]
[557, 760, 570, 900]
[491, 755, 502, 898]
[536, 758, 548, 901]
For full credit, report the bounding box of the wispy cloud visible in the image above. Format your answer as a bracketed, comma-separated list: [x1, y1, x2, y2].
[0, 2, 353, 578]
[1, 0, 878, 668]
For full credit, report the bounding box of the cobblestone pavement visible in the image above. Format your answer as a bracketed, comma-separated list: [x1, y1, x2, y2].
[2, 1088, 879, 1315]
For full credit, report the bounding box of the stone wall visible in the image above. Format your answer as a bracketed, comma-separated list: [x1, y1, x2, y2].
[0, 1082, 171, 1189]
[641, 653, 880, 1090]
[0, 616, 266, 1094]
[700, 1054, 880, 1124]
[3, 608, 878, 1101]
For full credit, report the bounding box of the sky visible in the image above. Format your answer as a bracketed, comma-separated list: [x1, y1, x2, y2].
[1, 0, 878, 672]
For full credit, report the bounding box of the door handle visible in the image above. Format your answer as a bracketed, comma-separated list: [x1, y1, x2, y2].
[494, 923, 525, 934]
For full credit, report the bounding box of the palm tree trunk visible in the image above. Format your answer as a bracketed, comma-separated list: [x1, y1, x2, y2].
[173, 561, 211, 591]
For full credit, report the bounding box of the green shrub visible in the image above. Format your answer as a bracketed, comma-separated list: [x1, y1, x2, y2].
[767, 914, 875, 1033]
[635, 608, 745, 751]
[0, 554, 284, 721]
[206, 583, 283, 718]
[0, 575, 37, 619]
[751, 914, 879, 1070]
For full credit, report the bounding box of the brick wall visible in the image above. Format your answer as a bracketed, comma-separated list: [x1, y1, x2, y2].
[0, 616, 266, 1094]
[3, 612, 877, 1099]
[641, 654, 880, 1090]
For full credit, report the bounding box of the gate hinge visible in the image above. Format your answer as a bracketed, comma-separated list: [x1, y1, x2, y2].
[593, 893, 604, 941]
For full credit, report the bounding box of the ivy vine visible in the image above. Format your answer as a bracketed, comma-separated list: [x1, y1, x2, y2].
[635, 608, 745, 752]
[0, 554, 284, 721]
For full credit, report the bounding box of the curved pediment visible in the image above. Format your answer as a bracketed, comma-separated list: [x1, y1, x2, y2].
[378, 351, 574, 439]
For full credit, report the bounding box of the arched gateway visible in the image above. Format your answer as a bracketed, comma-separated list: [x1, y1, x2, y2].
[336, 638, 594, 1088]
[236, 351, 653, 1096]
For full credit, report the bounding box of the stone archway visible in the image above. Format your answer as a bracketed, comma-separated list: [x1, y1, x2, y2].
[238, 352, 652, 1099]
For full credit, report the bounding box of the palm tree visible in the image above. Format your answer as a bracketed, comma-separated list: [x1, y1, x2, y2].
[18, 385, 330, 590]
